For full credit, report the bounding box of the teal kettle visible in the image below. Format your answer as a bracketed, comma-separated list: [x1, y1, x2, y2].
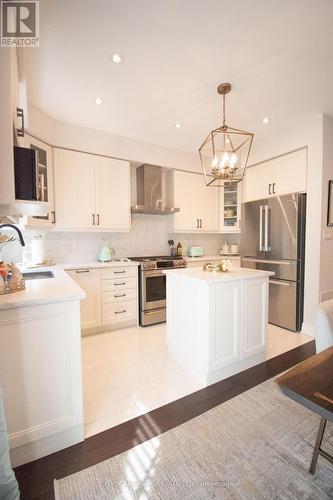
[98, 243, 113, 262]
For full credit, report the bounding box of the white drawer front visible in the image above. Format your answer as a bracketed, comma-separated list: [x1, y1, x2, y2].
[102, 267, 137, 279]
[102, 276, 137, 292]
[103, 288, 137, 303]
[102, 300, 137, 324]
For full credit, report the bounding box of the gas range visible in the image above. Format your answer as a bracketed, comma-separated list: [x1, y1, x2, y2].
[128, 256, 186, 271]
[127, 256, 186, 326]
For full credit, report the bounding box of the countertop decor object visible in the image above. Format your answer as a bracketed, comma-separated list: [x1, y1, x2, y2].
[203, 259, 231, 272]
[188, 246, 204, 257]
[98, 243, 113, 263]
[198, 83, 254, 186]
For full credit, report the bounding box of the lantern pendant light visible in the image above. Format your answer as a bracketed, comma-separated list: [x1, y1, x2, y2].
[199, 83, 254, 187]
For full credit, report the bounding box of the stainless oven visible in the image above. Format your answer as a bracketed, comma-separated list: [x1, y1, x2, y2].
[128, 256, 186, 326]
[141, 269, 166, 310]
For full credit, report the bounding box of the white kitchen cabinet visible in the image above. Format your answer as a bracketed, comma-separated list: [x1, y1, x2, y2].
[22, 135, 55, 228]
[166, 270, 269, 386]
[220, 182, 242, 233]
[94, 156, 131, 230]
[54, 148, 131, 231]
[101, 267, 138, 328]
[67, 265, 138, 333]
[271, 149, 307, 197]
[0, 300, 84, 467]
[170, 170, 219, 233]
[242, 149, 307, 203]
[54, 149, 95, 229]
[67, 268, 102, 329]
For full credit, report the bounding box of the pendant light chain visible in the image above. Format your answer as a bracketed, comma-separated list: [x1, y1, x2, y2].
[222, 93, 226, 127]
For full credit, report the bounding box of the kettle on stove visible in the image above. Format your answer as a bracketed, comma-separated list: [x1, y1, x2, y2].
[98, 243, 114, 262]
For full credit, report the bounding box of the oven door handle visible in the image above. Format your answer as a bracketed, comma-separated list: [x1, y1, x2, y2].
[141, 270, 166, 277]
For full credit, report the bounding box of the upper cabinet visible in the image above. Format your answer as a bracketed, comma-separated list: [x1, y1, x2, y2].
[94, 156, 131, 230]
[169, 170, 220, 233]
[242, 149, 307, 203]
[53, 148, 131, 231]
[220, 182, 241, 233]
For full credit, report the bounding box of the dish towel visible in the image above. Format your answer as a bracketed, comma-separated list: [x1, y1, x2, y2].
[0, 385, 19, 500]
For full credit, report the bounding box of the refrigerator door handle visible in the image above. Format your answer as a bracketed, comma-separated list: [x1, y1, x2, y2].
[259, 205, 264, 251]
[269, 279, 292, 287]
[242, 257, 292, 266]
[264, 205, 271, 251]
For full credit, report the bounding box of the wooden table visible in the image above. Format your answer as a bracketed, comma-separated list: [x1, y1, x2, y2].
[276, 346, 333, 474]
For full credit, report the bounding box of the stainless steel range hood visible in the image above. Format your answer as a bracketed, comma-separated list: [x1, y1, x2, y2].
[131, 164, 179, 215]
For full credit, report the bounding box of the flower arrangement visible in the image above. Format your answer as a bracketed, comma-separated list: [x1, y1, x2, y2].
[203, 259, 232, 273]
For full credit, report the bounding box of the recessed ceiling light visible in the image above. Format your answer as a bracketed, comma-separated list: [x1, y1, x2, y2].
[95, 97, 103, 105]
[175, 123, 182, 129]
[262, 117, 270, 124]
[112, 53, 123, 64]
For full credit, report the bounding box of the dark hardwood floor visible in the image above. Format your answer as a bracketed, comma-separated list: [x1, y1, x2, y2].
[14, 340, 316, 500]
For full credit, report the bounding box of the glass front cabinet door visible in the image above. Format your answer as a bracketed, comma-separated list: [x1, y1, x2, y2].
[220, 181, 241, 233]
[24, 135, 55, 227]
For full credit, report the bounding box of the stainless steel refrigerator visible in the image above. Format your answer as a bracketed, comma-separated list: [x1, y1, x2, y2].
[241, 193, 306, 331]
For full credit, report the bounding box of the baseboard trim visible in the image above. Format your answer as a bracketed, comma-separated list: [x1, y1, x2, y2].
[301, 322, 315, 337]
[10, 424, 84, 468]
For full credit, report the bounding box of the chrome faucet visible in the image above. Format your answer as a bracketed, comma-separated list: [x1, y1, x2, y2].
[0, 224, 25, 246]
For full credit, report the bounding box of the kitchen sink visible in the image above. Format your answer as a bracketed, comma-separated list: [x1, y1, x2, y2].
[22, 271, 54, 280]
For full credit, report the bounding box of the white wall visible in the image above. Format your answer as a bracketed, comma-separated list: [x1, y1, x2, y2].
[249, 113, 324, 336]
[27, 105, 201, 173]
[320, 114, 333, 299]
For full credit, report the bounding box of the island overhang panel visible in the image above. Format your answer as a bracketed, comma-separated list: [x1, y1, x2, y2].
[165, 267, 274, 386]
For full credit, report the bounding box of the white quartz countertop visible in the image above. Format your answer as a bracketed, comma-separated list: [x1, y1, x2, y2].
[59, 260, 140, 270]
[164, 266, 274, 284]
[185, 255, 240, 262]
[0, 266, 86, 310]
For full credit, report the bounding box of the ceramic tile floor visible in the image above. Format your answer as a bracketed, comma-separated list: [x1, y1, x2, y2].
[82, 323, 313, 437]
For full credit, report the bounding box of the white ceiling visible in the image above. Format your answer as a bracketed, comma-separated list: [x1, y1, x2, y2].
[25, 0, 333, 153]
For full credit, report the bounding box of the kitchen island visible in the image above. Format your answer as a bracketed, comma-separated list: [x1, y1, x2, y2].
[0, 266, 85, 467]
[165, 266, 274, 386]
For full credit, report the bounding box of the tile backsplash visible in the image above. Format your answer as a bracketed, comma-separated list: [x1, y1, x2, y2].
[1, 215, 240, 264]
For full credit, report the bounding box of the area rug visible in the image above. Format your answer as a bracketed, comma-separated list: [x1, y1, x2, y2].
[54, 378, 333, 499]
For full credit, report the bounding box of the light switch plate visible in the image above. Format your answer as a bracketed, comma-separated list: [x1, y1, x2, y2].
[323, 229, 333, 240]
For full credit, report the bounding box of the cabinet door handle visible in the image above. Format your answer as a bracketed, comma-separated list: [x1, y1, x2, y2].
[75, 269, 89, 273]
[114, 282, 126, 286]
[114, 270, 126, 274]
[92, 213, 95, 225]
[114, 293, 126, 298]
[272, 182, 276, 194]
[51, 210, 56, 224]
[268, 183, 272, 195]
[97, 213, 100, 225]
[16, 107, 25, 137]
[114, 309, 126, 314]
[200, 219, 202, 228]
[196, 219, 199, 228]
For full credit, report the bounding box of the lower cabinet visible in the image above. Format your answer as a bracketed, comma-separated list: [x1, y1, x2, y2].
[67, 265, 138, 333]
[0, 300, 84, 467]
[67, 268, 102, 329]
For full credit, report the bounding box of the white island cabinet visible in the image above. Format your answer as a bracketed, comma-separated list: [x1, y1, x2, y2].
[0, 267, 85, 467]
[165, 267, 273, 386]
